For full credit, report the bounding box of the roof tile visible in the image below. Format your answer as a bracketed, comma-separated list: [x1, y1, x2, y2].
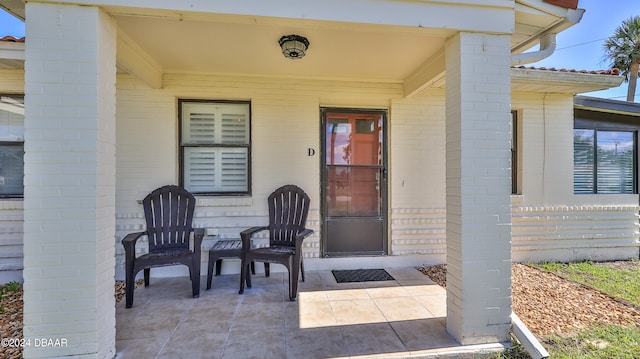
[513, 66, 620, 76]
[0, 36, 25, 43]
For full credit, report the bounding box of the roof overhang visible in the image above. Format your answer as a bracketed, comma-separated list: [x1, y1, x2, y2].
[0, 39, 24, 69]
[575, 95, 640, 117]
[0, 0, 596, 95]
[511, 67, 623, 94]
[1, 37, 622, 95]
[0, 0, 23, 19]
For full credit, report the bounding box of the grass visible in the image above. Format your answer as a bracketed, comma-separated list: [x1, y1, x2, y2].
[489, 338, 532, 359]
[535, 260, 640, 307]
[542, 324, 640, 359]
[0, 281, 21, 313]
[528, 260, 640, 359]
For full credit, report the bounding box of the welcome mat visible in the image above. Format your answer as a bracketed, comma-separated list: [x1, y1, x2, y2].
[332, 269, 395, 283]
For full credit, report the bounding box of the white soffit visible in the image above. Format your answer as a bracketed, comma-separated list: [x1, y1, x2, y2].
[511, 67, 623, 94]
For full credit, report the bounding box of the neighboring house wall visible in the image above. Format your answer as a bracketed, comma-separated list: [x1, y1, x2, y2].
[0, 199, 22, 283]
[0, 69, 24, 283]
[511, 92, 640, 262]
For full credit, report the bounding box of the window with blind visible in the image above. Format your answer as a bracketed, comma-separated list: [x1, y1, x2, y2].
[574, 128, 636, 194]
[179, 100, 250, 195]
[0, 95, 24, 197]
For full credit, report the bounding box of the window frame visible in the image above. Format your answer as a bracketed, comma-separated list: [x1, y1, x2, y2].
[0, 94, 25, 198]
[178, 99, 252, 196]
[574, 115, 639, 195]
[511, 109, 521, 195]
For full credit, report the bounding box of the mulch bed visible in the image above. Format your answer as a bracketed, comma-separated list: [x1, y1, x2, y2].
[418, 263, 640, 336]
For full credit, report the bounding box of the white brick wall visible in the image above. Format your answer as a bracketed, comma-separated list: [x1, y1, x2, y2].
[510, 92, 640, 262]
[0, 200, 23, 282]
[0, 69, 24, 93]
[512, 93, 576, 204]
[388, 90, 447, 261]
[390, 90, 446, 208]
[22, 4, 116, 358]
[512, 204, 640, 262]
[113, 73, 403, 277]
[112, 73, 464, 277]
[0, 70, 26, 283]
[4, 67, 640, 286]
[6, 69, 639, 284]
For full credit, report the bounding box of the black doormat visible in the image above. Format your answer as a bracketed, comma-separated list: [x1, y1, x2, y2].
[332, 269, 395, 283]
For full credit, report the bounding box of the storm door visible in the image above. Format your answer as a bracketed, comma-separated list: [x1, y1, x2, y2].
[321, 108, 388, 256]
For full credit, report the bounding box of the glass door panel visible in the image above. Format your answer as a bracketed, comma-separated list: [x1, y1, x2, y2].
[326, 166, 381, 217]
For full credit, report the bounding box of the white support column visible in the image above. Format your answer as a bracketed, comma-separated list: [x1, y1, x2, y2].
[444, 32, 512, 345]
[23, 3, 117, 358]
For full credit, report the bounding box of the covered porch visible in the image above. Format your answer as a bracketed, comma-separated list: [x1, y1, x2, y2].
[115, 268, 505, 358]
[0, 0, 586, 358]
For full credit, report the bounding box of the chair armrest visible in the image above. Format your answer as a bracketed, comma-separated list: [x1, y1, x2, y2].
[121, 231, 146, 256]
[295, 228, 313, 240]
[240, 226, 268, 250]
[294, 228, 314, 251]
[193, 228, 205, 254]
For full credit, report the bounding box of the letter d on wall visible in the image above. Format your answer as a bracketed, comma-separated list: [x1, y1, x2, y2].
[308, 148, 316, 156]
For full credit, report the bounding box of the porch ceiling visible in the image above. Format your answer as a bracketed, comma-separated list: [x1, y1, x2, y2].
[113, 12, 451, 84]
[109, 1, 578, 88]
[0, 1, 586, 93]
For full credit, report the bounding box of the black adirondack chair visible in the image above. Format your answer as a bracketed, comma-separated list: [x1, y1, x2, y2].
[239, 184, 313, 301]
[121, 185, 204, 308]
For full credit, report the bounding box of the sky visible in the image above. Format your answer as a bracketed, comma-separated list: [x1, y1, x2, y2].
[1, 1, 640, 100]
[535, 0, 640, 100]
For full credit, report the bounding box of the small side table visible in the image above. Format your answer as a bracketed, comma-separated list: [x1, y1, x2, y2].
[206, 239, 255, 290]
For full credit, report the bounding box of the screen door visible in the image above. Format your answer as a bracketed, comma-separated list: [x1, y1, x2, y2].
[321, 108, 388, 256]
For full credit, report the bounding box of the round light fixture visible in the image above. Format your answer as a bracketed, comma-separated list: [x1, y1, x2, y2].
[278, 35, 310, 60]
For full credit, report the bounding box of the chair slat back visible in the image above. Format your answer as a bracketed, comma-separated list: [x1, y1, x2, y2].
[267, 185, 310, 247]
[143, 185, 196, 251]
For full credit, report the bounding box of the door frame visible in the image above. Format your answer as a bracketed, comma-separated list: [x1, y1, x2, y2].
[320, 107, 389, 257]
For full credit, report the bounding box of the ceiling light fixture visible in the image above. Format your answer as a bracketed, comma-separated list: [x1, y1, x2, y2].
[278, 35, 310, 60]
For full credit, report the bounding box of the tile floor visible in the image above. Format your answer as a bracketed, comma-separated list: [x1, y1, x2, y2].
[115, 268, 505, 358]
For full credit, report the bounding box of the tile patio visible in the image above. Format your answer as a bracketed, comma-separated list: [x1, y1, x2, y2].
[115, 267, 506, 358]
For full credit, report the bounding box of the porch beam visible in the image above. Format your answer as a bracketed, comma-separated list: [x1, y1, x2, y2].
[36, 0, 516, 34]
[403, 49, 445, 98]
[116, 30, 163, 89]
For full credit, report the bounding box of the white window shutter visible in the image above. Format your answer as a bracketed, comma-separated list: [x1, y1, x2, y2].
[221, 112, 248, 144]
[188, 112, 216, 143]
[184, 148, 217, 193]
[181, 101, 250, 193]
[220, 148, 248, 190]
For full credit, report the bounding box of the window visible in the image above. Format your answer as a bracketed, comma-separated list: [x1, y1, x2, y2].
[179, 100, 250, 195]
[511, 110, 520, 194]
[0, 95, 24, 197]
[574, 128, 635, 194]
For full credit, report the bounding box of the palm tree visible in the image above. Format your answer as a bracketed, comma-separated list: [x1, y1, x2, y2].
[603, 16, 640, 102]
